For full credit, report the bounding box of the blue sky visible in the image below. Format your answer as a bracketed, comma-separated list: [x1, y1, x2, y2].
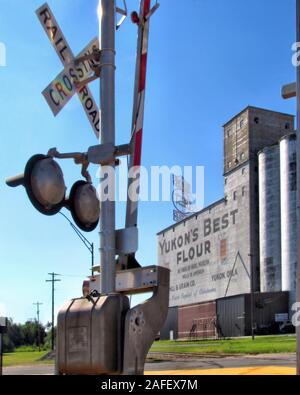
[0, 0, 297, 324]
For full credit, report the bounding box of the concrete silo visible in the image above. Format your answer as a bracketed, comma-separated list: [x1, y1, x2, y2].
[258, 145, 282, 293]
[280, 133, 297, 313]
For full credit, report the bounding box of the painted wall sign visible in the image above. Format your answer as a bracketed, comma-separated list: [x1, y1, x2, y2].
[158, 166, 252, 307]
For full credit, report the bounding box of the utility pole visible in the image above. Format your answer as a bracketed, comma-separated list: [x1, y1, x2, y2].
[46, 273, 61, 351]
[33, 302, 43, 351]
[296, 0, 300, 376]
[99, 0, 116, 294]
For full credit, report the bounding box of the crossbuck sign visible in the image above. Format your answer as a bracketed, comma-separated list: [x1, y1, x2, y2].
[36, 3, 100, 138]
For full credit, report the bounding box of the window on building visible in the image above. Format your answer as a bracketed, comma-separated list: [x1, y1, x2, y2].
[240, 152, 245, 160]
[254, 117, 260, 124]
[285, 123, 290, 130]
[225, 178, 228, 185]
[220, 239, 227, 261]
[233, 191, 237, 201]
[242, 186, 246, 197]
[242, 167, 246, 175]
[240, 119, 244, 128]
[227, 128, 232, 138]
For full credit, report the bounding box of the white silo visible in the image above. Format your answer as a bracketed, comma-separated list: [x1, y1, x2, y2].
[280, 133, 297, 312]
[258, 145, 282, 293]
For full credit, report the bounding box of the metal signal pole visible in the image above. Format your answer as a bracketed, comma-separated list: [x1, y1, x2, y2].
[99, 0, 117, 294]
[33, 302, 43, 351]
[46, 273, 61, 351]
[296, 0, 300, 376]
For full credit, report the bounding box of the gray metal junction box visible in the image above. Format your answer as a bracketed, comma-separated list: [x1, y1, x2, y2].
[56, 295, 130, 375]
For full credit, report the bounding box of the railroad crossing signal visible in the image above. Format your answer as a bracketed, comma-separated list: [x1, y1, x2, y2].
[6, 0, 169, 376]
[36, 3, 100, 138]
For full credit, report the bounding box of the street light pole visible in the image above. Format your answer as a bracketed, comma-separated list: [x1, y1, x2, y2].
[296, 0, 300, 376]
[99, 0, 116, 294]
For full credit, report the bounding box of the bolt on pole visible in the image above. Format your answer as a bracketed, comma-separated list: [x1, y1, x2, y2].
[99, 0, 117, 294]
[296, 0, 300, 376]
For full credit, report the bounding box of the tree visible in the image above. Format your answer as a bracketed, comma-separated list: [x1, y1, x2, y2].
[2, 319, 48, 352]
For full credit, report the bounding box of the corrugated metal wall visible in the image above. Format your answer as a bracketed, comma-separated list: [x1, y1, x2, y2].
[250, 291, 289, 335]
[160, 307, 178, 340]
[217, 295, 246, 337]
[216, 292, 290, 338]
[161, 292, 290, 340]
[178, 301, 217, 340]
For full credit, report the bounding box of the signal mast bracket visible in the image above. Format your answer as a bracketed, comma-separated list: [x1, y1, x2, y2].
[73, 48, 118, 90]
[73, 49, 102, 90]
[47, 148, 92, 183]
[145, 1, 160, 21]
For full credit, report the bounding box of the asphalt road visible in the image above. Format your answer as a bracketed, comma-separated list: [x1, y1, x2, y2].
[2, 353, 296, 375]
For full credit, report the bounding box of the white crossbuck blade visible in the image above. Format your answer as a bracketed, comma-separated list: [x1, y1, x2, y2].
[36, 3, 100, 139]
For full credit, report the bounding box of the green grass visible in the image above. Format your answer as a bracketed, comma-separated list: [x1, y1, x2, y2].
[3, 350, 53, 367]
[2, 336, 296, 367]
[150, 335, 296, 355]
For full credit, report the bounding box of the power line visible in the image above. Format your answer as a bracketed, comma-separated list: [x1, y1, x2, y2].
[46, 273, 61, 351]
[59, 212, 95, 275]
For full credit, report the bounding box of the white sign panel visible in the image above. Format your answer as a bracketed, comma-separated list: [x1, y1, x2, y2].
[42, 38, 98, 116]
[275, 313, 289, 323]
[36, 3, 74, 63]
[36, 3, 100, 138]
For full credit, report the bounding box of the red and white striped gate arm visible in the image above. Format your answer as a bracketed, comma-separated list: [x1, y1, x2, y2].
[125, 0, 155, 233]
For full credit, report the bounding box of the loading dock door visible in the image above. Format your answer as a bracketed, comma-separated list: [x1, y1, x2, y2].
[217, 296, 246, 338]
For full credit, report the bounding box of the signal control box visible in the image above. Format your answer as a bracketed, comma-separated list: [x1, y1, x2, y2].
[56, 295, 130, 375]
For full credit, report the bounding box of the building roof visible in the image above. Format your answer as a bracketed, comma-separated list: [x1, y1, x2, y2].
[222, 106, 295, 128]
[158, 106, 295, 237]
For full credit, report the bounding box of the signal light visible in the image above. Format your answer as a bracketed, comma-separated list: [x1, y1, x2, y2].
[24, 154, 66, 216]
[131, 11, 140, 25]
[6, 155, 100, 232]
[68, 181, 100, 232]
